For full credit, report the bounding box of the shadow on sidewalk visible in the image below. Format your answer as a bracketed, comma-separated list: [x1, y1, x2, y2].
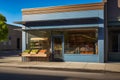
[0, 50, 22, 57]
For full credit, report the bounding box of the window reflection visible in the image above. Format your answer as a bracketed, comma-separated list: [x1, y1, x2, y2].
[27, 31, 50, 53]
[64, 30, 98, 54]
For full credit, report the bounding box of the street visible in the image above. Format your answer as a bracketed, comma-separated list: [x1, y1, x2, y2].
[0, 67, 119, 80]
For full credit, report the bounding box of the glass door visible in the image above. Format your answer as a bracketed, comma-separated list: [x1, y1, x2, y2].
[52, 35, 64, 61]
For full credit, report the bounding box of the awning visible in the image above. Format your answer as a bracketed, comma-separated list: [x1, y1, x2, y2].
[14, 17, 100, 26]
[22, 24, 98, 31]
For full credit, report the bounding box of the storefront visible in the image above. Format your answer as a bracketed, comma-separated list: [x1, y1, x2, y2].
[24, 28, 98, 61]
[16, 2, 105, 62]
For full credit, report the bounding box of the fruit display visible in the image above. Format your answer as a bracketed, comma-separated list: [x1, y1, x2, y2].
[38, 49, 47, 54]
[23, 50, 30, 53]
[30, 49, 39, 55]
[22, 50, 30, 56]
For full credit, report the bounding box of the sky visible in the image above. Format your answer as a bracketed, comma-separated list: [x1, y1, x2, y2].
[0, 0, 102, 26]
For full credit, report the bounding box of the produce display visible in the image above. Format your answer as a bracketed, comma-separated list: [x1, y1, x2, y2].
[23, 50, 30, 53]
[38, 49, 47, 54]
[30, 49, 39, 54]
[22, 50, 30, 56]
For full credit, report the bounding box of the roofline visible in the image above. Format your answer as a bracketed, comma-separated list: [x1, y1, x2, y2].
[22, 2, 103, 11]
[14, 17, 100, 25]
[22, 2, 104, 15]
[7, 24, 22, 28]
[22, 25, 98, 31]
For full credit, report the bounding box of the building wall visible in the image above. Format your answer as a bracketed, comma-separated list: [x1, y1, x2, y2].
[106, 0, 120, 62]
[22, 3, 105, 62]
[22, 10, 102, 21]
[22, 3, 104, 21]
[107, 0, 120, 21]
[0, 24, 22, 50]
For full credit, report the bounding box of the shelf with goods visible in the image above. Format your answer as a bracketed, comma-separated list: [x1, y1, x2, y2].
[30, 37, 49, 55]
[22, 39, 40, 56]
[22, 37, 50, 61]
[30, 40, 41, 49]
[65, 41, 95, 54]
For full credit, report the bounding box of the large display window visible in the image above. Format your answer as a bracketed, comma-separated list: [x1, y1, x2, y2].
[64, 29, 98, 54]
[26, 31, 50, 53]
[25, 29, 98, 55]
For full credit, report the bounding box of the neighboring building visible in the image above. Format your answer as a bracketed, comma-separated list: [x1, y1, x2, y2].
[105, 0, 120, 61]
[15, 0, 120, 62]
[0, 24, 22, 50]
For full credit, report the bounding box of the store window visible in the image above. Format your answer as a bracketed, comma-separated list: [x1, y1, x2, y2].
[27, 31, 50, 52]
[64, 29, 98, 54]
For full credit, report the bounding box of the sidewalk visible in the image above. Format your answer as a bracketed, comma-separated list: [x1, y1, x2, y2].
[0, 50, 120, 73]
[0, 60, 120, 73]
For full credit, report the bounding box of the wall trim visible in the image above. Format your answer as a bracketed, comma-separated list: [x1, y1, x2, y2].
[22, 3, 104, 15]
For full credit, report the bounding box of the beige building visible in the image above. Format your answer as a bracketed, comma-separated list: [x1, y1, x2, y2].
[0, 24, 22, 50]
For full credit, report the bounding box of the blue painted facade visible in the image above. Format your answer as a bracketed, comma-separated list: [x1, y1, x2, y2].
[22, 26, 26, 52]
[21, 5, 104, 63]
[64, 54, 99, 62]
[22, 10, 102, 21]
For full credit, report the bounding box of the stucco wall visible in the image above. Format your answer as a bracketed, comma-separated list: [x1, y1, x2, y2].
[0, 24, 22, 50]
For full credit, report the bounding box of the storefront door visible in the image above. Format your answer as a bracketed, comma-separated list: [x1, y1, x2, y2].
[108, 30, 120, 62]
[52, 35, 64, 61]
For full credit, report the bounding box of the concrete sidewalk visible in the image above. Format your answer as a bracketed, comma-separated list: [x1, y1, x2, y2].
[0, 61, 120, 73]
[0, 50, 119, 73]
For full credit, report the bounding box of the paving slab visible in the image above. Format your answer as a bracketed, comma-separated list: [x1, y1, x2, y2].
[66, 62, 87, 69]
[32, 62, 53, 67]
[105, 63, 120, 72]
[49, 62, 70, 66]
[84, 63, 105, 71]
[0, 57, 21, 63]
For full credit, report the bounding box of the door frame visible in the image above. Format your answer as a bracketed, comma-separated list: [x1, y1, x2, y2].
[51, 35, 64, 61]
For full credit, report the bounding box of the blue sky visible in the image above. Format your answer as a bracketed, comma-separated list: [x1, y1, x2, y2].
[0, 0, 102, 25]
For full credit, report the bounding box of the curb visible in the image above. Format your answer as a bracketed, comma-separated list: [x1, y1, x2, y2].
[0, 64, 120, 73]
[19, 66, 106, 73]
